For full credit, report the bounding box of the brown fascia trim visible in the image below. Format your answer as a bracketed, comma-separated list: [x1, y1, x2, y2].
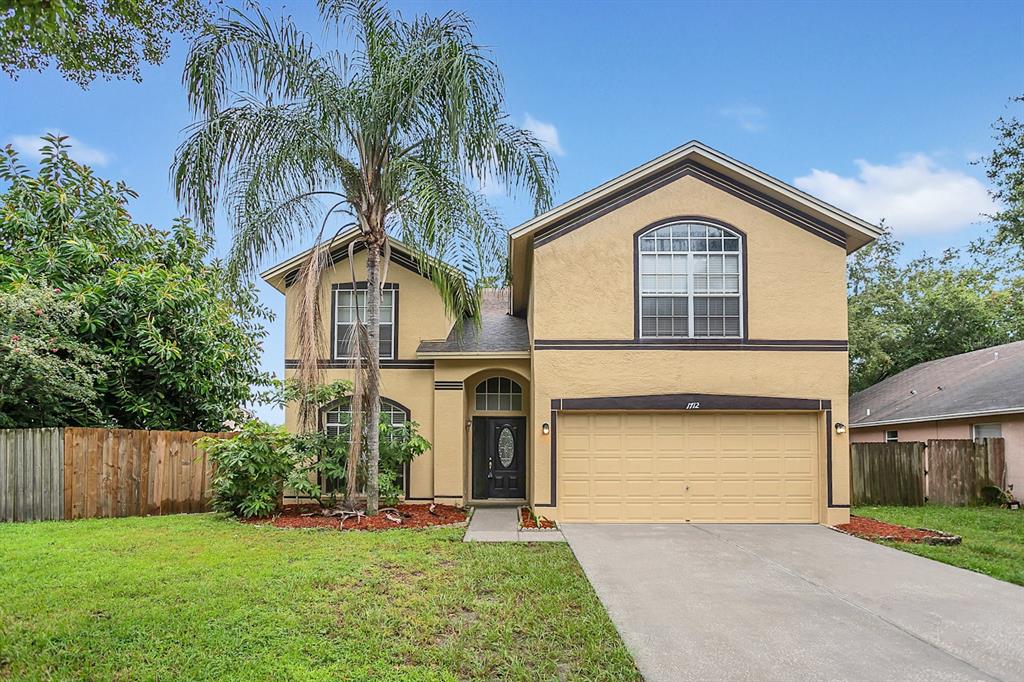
[282, 243, 425, 287]
[433, 381, 464, 391]
[284, 359, 434, 369]
[532, 159, 847, 250]
[537, 393, 839, 509]
[534, 339, 848, 351]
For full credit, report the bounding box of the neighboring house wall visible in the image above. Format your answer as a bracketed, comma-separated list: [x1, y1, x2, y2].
[851, 413, 1024, 495]
[528, 173, 851, 525]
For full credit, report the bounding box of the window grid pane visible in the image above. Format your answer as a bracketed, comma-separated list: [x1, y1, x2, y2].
[321, 398, 409, 494]
[335, 289, 395, 359]
[638, 222, 742, 338]
[474, 378, 524, 411]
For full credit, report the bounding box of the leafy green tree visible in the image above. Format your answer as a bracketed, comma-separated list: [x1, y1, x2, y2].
[0, 284, 107, 427]
[982, 95, 1024, 249]
[848, 228, 1024, 393]
[1, 0, 212, 86]
[173, 0, 556, 514]
[0, 134, 270, 430]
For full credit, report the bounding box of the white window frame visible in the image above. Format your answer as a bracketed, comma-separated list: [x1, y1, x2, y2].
[637, 221, 744, 339]
[332, 286, 396, 360]
[474, 377, 524, 412]
[884, 430, 898, 443]
[322, 398, 410, 493]
[972, 423, 1002, 440]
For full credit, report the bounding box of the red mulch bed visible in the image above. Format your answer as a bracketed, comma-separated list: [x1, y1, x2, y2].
[520, 506, 557, 529]
[242, 503, 467, 531]
[836, 515, 954, 543]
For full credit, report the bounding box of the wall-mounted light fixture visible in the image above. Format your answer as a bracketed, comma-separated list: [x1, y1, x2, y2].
[834, 422, 847, 435]
[542, 422, 551, 435]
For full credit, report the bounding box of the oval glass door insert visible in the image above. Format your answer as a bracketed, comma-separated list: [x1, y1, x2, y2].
[497, 426, 515, 467]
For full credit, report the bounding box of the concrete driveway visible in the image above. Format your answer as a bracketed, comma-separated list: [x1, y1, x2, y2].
[562, 524, 1024, 682]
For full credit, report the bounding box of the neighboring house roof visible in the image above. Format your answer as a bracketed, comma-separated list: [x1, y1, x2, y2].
[850, 341, 1024, 428]
[507, 139, 882, 315]
[416, 289, 529, 357]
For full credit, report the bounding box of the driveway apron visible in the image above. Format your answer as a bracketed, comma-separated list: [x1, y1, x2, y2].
[562, 523, 1024, 682]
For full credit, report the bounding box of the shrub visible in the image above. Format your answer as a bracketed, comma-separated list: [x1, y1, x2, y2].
[0, 284, 107, 427]
[198, 421, 319, 518]
[0, 135, 271, 430]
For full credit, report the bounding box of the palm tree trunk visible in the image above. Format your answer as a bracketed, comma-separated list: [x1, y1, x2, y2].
[364, 243, 383, 515]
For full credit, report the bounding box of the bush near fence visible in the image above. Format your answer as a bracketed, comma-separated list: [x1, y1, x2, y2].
[851, 438, 1006, 507]
[0, 427, 231, 522]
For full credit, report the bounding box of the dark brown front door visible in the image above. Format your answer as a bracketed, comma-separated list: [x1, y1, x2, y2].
[472, 417, 526, 499]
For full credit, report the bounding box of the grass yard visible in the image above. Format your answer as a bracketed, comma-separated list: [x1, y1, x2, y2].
[854, 505, 1024, 587]
[0, 515, 639, 681]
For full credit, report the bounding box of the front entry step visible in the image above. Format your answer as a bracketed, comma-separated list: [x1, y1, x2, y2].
[463, 507, 565, 543]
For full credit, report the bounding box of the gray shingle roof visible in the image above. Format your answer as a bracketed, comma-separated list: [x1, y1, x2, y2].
[416, 289, 529, 354]
[850, 341, 1024, 427]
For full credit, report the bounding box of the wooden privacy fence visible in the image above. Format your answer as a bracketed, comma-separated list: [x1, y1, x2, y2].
[1, 427, 230, 522]
[851, 442, 927, 506]
[928, 438, 1006, 506]
[851, 438, 1006, 507]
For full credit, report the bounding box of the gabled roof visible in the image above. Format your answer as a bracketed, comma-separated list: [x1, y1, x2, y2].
[850, 341, 1024, 428]
[416, 289, 529, 357]
[508, 140, 882, 314]
[260, 226, 452, 293]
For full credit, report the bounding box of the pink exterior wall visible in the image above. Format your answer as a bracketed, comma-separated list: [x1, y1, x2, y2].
[851, 413, 1024, 496]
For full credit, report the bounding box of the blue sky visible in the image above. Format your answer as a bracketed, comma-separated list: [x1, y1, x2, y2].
[2, 0, 1021, 422]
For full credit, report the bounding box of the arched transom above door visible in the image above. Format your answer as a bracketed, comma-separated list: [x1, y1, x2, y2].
[474, 377, 524, 411]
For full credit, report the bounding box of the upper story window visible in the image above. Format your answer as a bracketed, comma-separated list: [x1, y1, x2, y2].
[475, 377, 524, 411]
[333, 284, 396, 359]
[638, 221, 743, 338]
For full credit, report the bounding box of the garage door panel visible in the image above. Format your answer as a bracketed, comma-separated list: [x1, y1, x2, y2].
[624, 456, 654, 475]
[655, 456, 688, 475]
[689, 456, 719, 475]
[558, 411, 819, 523]
[562, 456, 592, 476]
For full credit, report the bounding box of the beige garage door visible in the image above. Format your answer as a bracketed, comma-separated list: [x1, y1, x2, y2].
[559, 411, 819, 523]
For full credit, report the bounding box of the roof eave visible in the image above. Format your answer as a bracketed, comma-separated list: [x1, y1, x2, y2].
[850, 406, 1024, 429]
[508, 140, 881, 253]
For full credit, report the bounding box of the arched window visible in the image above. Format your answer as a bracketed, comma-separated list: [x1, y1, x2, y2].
[323, 398, 409, 438]
[321, 398, 410, 494]
[474, 377, 523, 411]
[637, 221, 743, 338]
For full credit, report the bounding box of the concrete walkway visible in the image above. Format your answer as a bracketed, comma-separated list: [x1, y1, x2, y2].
[563, 523, 1024, 682]
[463, 507, 565, 542]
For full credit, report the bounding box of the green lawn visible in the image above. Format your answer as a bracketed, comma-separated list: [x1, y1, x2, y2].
[0, 515, 639, 681]
[854, 505, 1024, 587]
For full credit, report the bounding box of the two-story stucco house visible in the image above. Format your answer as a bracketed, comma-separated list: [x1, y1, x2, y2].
[262, 141, 880, 526]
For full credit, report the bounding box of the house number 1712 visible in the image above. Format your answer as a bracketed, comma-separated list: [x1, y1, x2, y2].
[685, 402, 700, 410]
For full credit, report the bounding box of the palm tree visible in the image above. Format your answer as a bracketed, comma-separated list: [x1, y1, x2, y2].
[173, 0, 556, 514]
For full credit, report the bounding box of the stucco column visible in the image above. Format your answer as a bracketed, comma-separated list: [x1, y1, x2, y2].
[432, 385, 466, 504]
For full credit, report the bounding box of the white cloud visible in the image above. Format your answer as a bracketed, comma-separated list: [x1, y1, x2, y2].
[8, 130, 111, 166]
[719, 105, 767, 132]
[475, 170, 506, 198]
[523, 113, 565, 156]
[793, 154, 994, 235]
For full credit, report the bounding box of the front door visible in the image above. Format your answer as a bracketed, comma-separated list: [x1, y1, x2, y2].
[472, 417, 526, 499]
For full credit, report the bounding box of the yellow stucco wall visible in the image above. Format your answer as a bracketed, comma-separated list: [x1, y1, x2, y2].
[281, 249, 453, 359]
[275, 171, 855, 525]
[530, 174, 847, 340]
[526, 174, 851, 525]
[281, 250, 453, 500]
